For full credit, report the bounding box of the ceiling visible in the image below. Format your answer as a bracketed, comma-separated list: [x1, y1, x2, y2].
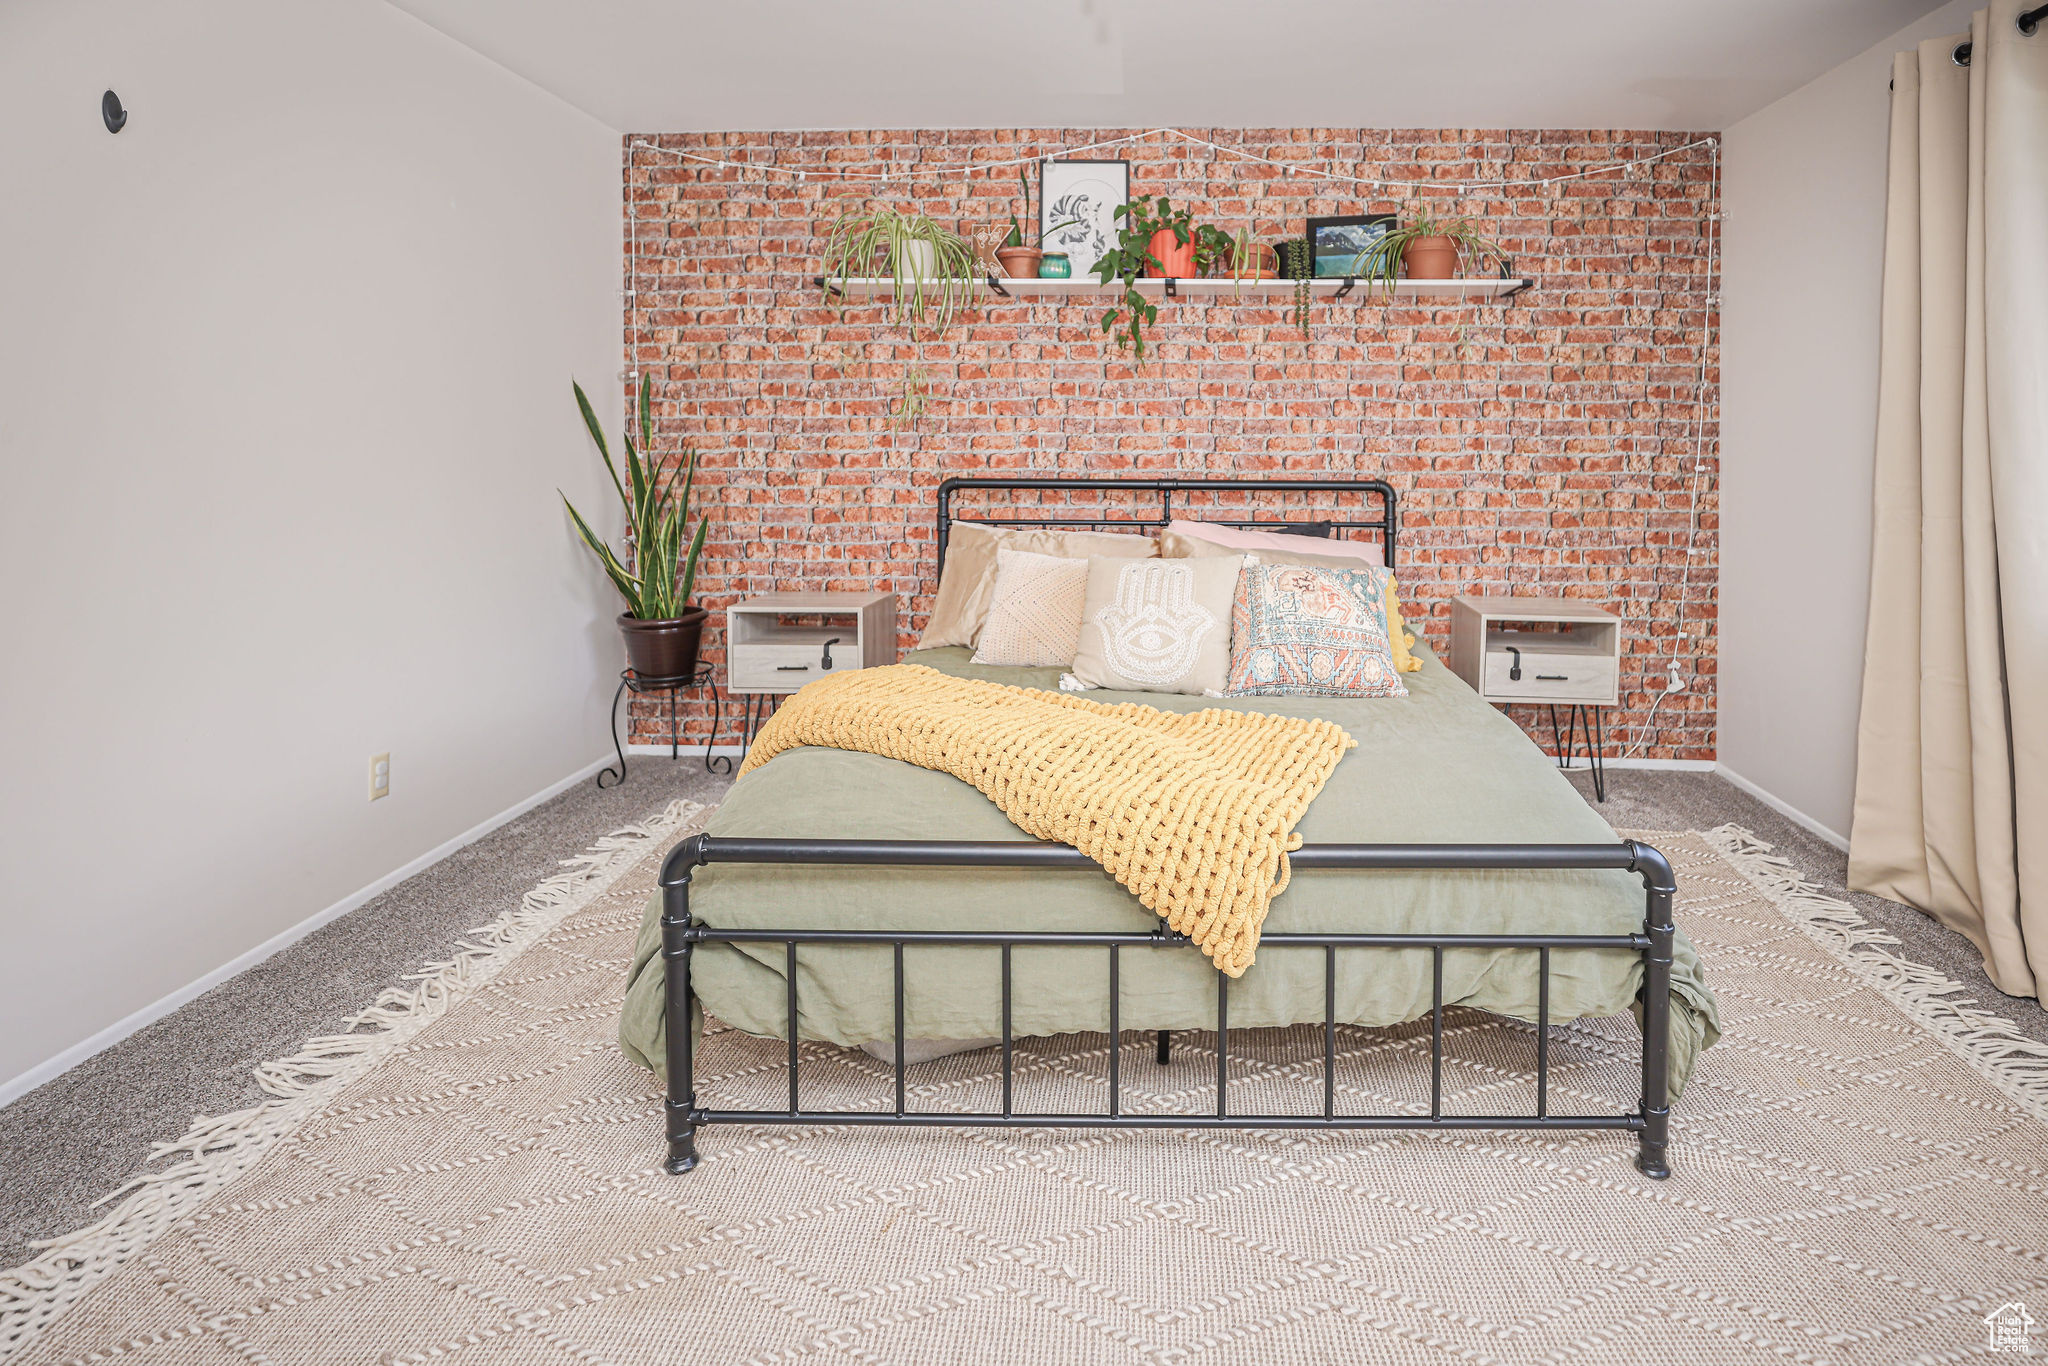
[386, 0, 1947, 133]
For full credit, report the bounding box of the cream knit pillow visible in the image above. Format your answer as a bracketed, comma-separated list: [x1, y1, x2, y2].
[969, 548, 1090, 668]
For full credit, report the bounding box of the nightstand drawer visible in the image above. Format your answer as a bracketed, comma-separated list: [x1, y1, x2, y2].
[728, 642, 859, 692]
[1481, 650, 1617, 703]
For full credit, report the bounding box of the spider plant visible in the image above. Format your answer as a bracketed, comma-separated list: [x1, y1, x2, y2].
[820, 202, 980, 340]
[1351, 211, 1508, 297]
[889, 368, 933, 429]
[562, 378, 708, 621]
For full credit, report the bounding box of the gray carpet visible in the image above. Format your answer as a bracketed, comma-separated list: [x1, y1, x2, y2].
[1, 760, 2038, 1271]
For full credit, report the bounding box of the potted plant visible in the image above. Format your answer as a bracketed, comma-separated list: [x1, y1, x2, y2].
[1195, 225, 1279, 295]
[819, 202, 979, 340]
[563, 378, 711, 680]
[1092, 195, 1198, 364]
[1275, 238, 1314, 336]
[1352, 212, 1508, 293]
[994, 169, 1082, 280]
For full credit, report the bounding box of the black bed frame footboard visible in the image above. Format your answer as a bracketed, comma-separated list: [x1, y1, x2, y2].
[656, 836, 1679, 1180]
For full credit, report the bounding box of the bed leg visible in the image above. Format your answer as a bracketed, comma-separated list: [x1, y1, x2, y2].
[660, 837, 708, 1175]
[1156, 1030, 1171, 1065]
[1631, 840, 1676, 1180]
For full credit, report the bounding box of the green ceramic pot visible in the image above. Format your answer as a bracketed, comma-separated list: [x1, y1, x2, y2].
[1038, 252, 1071, 279]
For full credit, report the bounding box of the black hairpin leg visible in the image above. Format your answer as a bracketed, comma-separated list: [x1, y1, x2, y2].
[597, 675, 632, 789]
[705, 683, 732, 775]
[1546, 704, 1607, 804]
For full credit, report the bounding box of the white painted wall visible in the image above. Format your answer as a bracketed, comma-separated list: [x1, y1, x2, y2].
[0, 0, 624, 1094]
[1718, 0, 1972, 843]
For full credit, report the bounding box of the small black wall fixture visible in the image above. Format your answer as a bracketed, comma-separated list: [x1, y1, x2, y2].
[102, 90, 127, 134]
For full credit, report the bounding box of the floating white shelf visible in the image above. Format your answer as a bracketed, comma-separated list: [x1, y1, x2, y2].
[816, 274, 1531, 301]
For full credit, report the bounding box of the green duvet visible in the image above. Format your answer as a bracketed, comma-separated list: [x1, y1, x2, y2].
[621, 643, 1719, 1096]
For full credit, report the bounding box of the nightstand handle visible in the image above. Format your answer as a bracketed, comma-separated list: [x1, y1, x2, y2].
[1536, 673, 1569, 681]
[776, 664, 810, 672]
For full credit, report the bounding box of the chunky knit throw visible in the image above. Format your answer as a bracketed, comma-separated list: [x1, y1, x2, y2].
[740, 665, 1357, 976]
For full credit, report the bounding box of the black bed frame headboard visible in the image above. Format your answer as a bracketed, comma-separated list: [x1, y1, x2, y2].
[935, 476, 1398, 572]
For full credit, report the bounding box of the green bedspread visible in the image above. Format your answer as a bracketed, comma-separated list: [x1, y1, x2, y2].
[621, 643, 1720, 1096]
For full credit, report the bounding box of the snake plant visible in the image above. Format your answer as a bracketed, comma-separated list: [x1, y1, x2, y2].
[562, 378, 708, 621]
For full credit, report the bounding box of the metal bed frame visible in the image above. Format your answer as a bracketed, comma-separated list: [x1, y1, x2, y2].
[657, 477, 1676, 1181]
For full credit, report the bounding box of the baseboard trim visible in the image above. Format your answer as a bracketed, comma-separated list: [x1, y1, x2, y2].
[1600, 757, 1717, 771]
[1714, 763, 1851, 851]
[626, 742, 745, 757]
[0, 753, 615, 1109]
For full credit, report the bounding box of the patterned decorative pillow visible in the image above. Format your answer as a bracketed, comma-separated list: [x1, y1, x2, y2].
[1227, 562, 1408, 698]
[1066, 553, 1246, 695]
[969, 548, 1090, 667]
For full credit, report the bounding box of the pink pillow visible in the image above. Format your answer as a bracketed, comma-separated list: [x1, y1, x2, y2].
[1165, 519, 1385, 566]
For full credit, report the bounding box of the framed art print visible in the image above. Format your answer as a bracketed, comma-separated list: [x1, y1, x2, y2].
[1040, 159, 1129, 280]
[1306, 214, 1396, 278]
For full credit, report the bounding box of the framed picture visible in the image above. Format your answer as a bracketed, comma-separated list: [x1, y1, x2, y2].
[1040, 159, 1129, 281]
[1306, 214, 1396, 278]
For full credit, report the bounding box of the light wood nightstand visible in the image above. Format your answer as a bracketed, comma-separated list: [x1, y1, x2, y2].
[1448, 594, 1621, 801]
[724, 591, 897, 742]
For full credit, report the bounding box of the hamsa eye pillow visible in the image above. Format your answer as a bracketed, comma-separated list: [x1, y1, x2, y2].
[1064, 553, 1246, 695]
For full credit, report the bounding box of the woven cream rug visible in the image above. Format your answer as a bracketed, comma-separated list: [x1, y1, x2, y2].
[5, 801, 2047, 1366]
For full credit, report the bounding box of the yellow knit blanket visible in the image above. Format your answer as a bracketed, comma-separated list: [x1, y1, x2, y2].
[740, 665, 1356, 976]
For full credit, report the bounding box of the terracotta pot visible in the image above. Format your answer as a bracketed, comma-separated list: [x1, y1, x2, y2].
[618, 608, 707, 681]
[1229, 242, 1281, 277]
[994, 245, 1042, 279]
[1400, 235, 1461, 280]
[1143, 228, 1197, 278]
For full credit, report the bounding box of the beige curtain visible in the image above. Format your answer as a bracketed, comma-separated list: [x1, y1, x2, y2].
[1849, 2, 2048, 997]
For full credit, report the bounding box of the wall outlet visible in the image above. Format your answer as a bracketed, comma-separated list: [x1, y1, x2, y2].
[369, 752, 390, 801]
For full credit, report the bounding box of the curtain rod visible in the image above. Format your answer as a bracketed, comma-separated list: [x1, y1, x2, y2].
[1951, 3, 2047, 67]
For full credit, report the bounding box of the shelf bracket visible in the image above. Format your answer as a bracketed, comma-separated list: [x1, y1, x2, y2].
[1331, 276, 1357, 300]
[984, 272, 1011, 299]
[812, 274, 843, 298]
[1163, 277, 1178, 298]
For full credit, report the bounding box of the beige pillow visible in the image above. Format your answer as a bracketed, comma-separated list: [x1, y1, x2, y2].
[1066, 553, 1246, 695]
[1162, 527, 1381, 570]
[919, 522, 1157, 650]
[970, 548, 1089, 667]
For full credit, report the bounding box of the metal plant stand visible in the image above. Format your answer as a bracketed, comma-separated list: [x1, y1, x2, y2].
[597, 664, 726, 788]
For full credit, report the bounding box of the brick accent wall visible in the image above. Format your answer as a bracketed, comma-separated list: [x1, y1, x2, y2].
[620, 128, 1719, 760]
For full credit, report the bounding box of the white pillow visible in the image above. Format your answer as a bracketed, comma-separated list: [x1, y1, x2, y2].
[969, 548, 1089, 668]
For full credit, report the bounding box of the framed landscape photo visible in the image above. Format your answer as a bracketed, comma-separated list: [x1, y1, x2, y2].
[1040, 159, 1129, 280]
[1306, 214, 1396, 278]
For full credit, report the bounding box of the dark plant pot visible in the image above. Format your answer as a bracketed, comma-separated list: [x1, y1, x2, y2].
[1401, 235, 1461, 280]
[1143, 228, 1197, 278]
[618, 608, 707, 681]
[995, 245, 1042, 279]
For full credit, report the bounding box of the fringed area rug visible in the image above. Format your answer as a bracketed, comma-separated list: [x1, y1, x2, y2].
[5, 808, 2046, 1366]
